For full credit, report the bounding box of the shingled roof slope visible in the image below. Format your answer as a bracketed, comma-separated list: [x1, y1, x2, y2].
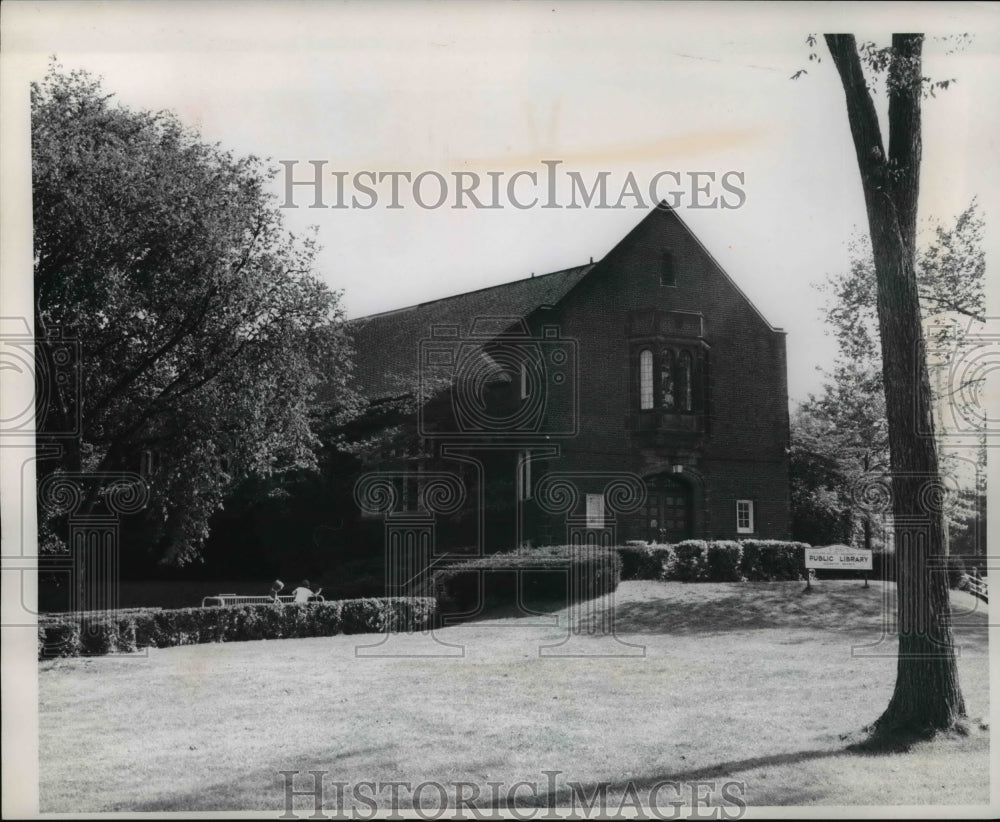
[348, 263, 593, 399]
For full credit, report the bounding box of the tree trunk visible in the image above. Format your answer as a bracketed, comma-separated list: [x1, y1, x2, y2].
[826, 34, 965, 735]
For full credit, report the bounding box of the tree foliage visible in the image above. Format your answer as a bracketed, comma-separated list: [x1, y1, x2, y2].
[821, 201, 985, 363]
[788, 407, 854, 547]
[33, 64, 354, 565]
[790, 360, 887, 547]
[792, 202, 984, 548]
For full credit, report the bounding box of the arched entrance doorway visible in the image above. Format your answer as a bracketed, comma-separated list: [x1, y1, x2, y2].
[639, 473, 693, 543]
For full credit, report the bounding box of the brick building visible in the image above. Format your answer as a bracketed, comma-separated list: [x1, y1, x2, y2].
[348, 205, 791, 550]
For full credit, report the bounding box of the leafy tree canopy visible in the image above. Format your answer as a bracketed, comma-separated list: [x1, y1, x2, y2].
[820, 201, 984, 364]
[790, 201, 984, 548]
[33, 63, 355, 565]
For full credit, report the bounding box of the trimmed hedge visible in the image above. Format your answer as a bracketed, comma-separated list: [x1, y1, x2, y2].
[38, 597, 437, 659]
[650, 545, 677, 579]
[39, 607, 163, 620]
[40, 620, 82, 658]
[706, 540, 743, 582]
[617, 543, 663, 580]
[616, 539, 809, 583]
[430, 545, 621, 614]
[739, 539, 809, 581]
[615, 544, 677, 581]
[673, 540, 709, 582]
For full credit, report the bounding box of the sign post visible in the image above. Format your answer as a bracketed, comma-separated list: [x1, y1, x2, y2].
[804, 546, 874, 590]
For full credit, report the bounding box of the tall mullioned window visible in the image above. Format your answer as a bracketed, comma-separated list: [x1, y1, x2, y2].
[635, 346, 700, 414]
[660, 349, 675, 410]
[628, 310, 705, 426]
[639, 349, 654, 410]
[678, 350, 693, 411]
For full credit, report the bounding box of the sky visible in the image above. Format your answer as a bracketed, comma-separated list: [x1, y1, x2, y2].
[3, 1, 999, 408]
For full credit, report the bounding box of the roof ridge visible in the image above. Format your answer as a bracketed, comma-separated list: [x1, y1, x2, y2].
[349, 262, 594, 323]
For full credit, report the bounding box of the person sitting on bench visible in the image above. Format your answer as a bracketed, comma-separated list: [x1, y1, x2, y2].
[291, 579, 320, 604]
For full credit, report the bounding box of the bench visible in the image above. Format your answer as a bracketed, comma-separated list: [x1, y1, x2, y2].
[200, 594, 326, 607]
[964, 575, 989, 603]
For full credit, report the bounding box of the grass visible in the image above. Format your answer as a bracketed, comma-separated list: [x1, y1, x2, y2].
[38, 580, 990, 812]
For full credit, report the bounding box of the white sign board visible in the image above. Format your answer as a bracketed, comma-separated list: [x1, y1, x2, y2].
[805, 547, 873, 570]
[585, 493, 605, 528]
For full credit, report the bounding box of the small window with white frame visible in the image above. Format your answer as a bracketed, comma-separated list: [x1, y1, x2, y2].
[736, 499, 754, 534]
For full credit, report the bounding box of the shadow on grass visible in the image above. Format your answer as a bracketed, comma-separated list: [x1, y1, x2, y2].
[602, 583, 889, 636]
[114, 748, 851, 813]
[122, 734, 969, 812]
[494, 748, 845, 808]
[846, 719, 984, 755]
[122, 745, 394, 812]
[454, 583, 988, 658]
[124, 747, 511, 813]
[588, 582, 989, 646]
[457, 582, 887, 630]
[492, 737, 956, 809]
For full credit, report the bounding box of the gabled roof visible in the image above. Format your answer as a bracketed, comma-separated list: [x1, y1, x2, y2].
[346, 203, 783, 402]
[348, 263, 593, 399]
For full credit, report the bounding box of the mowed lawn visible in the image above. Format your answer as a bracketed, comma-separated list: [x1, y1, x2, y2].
[38, 580, 991, 812]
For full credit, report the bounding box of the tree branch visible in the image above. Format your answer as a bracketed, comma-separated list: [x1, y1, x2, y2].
[917, 289, 985, 322]
[824, 34, 887, 190]
[886, 34, 924, 262]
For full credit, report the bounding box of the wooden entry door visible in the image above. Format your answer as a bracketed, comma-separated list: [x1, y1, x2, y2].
[641, 475, 692, 543]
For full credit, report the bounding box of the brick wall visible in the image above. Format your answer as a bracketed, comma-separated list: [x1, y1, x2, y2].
[532, 206, 791, 540]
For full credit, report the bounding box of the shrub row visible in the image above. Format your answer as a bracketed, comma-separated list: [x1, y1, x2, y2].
[38, 597, 437, 659]
[617, 543, 668, 580]
[622, 542, 974, 589]
[430, 545, 621, 614]
[38, 607, 163, 622]
[616, 540, 810, 583]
